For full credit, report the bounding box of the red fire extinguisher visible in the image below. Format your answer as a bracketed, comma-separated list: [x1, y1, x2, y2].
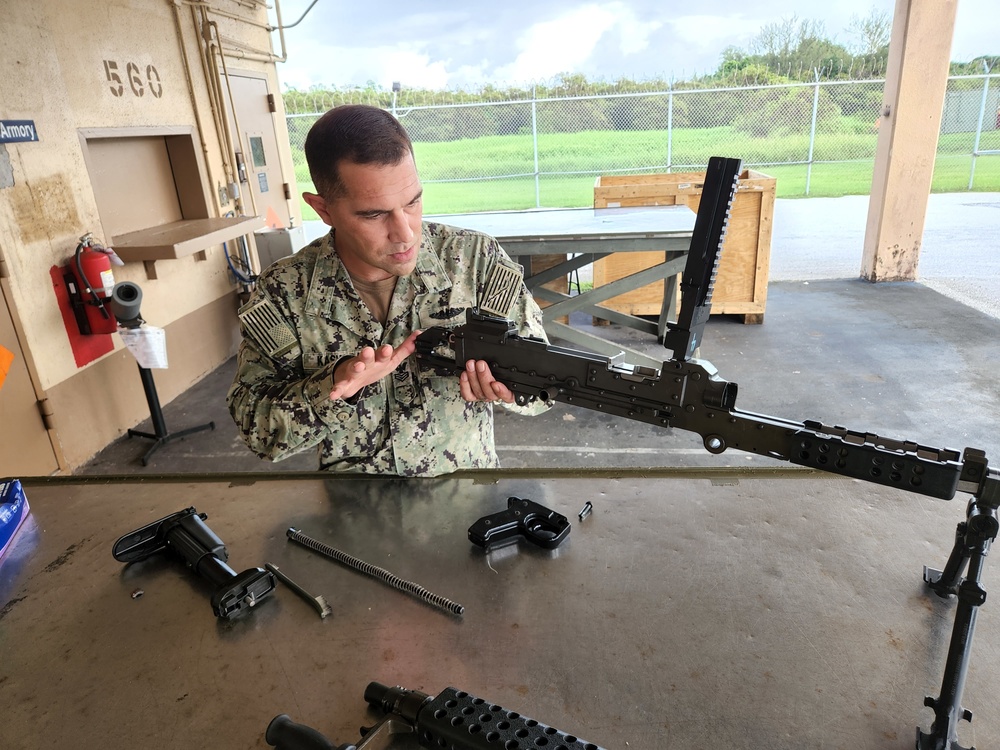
[69, 233, 121, 335]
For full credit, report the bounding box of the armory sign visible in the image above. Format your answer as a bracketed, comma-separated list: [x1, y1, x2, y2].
[0, 121, 39, 143]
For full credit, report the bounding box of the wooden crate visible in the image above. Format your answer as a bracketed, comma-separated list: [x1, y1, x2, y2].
[592, 169, 775, 324]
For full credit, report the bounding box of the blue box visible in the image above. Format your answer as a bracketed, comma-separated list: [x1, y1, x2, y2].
[0, 479, 30, 561]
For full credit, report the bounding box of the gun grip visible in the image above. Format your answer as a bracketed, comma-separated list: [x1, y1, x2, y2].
[468, 497, 571, 550]
[266, 714, 354, 750]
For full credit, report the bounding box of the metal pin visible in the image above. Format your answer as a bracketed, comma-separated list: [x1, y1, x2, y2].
[578, 501, 593, 521]
[264, 562, 332, 619]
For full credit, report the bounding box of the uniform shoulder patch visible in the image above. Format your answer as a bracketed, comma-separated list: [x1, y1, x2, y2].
[478, 257, 524, 319]
[238, 297, 299, 358]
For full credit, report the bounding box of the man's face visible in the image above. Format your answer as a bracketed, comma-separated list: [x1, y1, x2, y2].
[304, 153, 424, 283]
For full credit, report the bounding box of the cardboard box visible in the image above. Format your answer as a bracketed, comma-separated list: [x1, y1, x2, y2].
[593, 169, 776, 324]
[0, 479, 30, 561]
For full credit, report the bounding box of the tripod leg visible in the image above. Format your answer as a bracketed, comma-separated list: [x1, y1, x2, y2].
[128, 364, 215, 465]
[139, 421, 215, 466]
[923, 517, 970, 598]
[917, 503, 998, 750]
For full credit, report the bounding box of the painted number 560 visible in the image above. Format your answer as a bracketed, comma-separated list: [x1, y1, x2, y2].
[103, 60, 163, 98]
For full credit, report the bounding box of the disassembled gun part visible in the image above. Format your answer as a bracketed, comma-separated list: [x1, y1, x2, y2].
[266, 713, 359, 750]
[266, 681, 609, 750]
[264, 562, 332, 619]
[112, 506, 275, 619]
[578, 501, 593, 521]
[468, 496, 571, 550]
[286, 527, 465, 617]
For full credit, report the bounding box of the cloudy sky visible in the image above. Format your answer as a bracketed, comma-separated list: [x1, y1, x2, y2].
[268, 0, 997, 91]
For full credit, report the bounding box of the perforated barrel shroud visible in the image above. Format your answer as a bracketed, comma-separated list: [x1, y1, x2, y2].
[418, 687, 606, 750]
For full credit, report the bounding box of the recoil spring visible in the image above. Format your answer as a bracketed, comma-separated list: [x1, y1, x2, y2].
[285, 527, 465, 617]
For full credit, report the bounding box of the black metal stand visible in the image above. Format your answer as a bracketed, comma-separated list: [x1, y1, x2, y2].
[918, 496, 999, 750]
[127, 365, 215, 466]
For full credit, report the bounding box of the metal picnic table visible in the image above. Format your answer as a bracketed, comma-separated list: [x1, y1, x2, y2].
[427, 206, 694, 366]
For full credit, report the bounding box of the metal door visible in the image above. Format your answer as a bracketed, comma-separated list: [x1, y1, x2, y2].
[226, 73, 290, 229]
[0, 282, 60, 476]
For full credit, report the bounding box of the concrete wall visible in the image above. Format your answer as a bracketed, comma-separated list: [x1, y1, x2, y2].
[0, 0, 300, 470]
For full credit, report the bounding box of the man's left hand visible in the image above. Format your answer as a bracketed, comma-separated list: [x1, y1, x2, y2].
[460, 359, 514, 404]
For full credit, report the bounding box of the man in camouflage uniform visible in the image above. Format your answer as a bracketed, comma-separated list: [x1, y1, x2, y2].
[227, 105, 549, 476]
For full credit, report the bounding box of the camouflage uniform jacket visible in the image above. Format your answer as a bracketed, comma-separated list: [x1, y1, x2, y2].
[226, 222, 549, 476]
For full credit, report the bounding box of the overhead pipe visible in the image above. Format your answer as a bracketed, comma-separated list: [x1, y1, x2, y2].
[269, 0, 321, 63]
[178, 0, 322, 64]
[189, 3, 236, 188]
[207, 17, 260, 218]
[170, 0, 221, 204]
[181, 0, 273, 31]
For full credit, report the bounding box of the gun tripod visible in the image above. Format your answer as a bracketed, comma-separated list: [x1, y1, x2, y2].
[128, 364, 215, 466]
[919, 485, 999, 750]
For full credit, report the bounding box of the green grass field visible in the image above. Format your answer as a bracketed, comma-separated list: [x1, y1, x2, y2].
[292, 125, 1000, 219]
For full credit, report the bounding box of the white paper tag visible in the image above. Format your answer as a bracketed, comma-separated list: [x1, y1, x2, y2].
[118, 325, 168, 369]
[99, 268, 116, 293]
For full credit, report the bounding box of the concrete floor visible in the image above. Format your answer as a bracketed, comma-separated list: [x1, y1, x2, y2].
[77, 192, 1000, 476]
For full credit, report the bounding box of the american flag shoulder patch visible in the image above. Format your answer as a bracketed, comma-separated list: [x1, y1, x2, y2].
[478, 260, 524, 319]
[238, 298, 298, 357]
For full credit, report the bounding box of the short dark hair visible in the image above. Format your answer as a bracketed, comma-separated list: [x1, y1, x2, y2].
[304, 104, 414, 199]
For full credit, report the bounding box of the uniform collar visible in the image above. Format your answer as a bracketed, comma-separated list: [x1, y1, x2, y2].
[302, 225, 451, 339]
[410, 223, 451, 295]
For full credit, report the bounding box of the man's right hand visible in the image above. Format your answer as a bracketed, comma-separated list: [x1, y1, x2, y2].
[328, 330, 420, 402]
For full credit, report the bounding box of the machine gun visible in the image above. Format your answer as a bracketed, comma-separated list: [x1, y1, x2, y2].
[415, 156, 999, 750]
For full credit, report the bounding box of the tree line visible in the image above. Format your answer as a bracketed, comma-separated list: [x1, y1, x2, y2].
[281, 9, 997, 143]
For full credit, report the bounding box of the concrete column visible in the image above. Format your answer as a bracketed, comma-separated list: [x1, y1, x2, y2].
[862, 0, 958, 281]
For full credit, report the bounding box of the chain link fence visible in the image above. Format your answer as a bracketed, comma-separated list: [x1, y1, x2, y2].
[285, 73, 999, 216]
